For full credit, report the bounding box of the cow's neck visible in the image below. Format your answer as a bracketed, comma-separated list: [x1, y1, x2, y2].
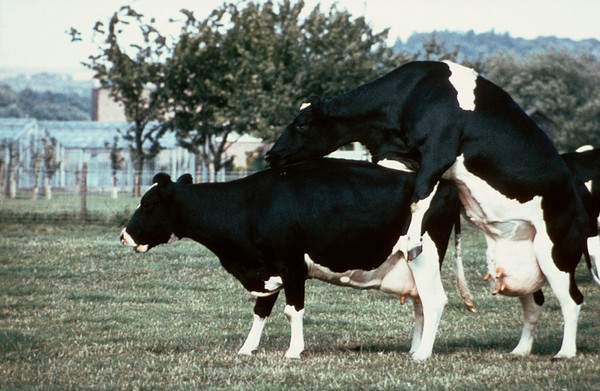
[325, 90, 414, 165]
[174, 184, 246, 256]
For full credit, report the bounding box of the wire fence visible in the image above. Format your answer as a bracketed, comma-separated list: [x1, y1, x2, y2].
[1, 165, 256, 199]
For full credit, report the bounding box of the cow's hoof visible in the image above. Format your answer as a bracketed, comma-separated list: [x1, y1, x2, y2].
[237, 348, 256, 356]
[284, 350, 302, 359]
[552, 352, 576, 361]
[411, 350, 431, 361]
[510, 347, 531, 356]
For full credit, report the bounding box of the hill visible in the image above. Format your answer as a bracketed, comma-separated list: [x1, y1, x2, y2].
[393, 30, 600, 61]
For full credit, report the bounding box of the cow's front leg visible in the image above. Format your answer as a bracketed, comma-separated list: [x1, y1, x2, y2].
[238, 293, 279, 355]
[281, 262, 308, 359]
[511, 292, 543, 356]
[406, 233, 447, 360]
[284, 304, 305, 358]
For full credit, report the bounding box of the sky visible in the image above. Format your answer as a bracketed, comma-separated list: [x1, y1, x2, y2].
[1, 0, 599, 79]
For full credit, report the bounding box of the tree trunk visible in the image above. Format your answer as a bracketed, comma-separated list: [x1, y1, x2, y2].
[111, 172, 118, 199]
[0, 160, 5, 199]
[44, 175, 52, 200]
[80, 163, 88, 223]
[8, 166, 16, 199]
[132, 156, 143, 198]
[32, 158, 40, 200]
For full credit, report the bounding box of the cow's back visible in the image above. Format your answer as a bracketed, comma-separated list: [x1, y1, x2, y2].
[250, 159, 416, 272]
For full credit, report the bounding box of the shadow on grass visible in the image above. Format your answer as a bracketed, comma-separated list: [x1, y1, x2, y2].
[0, 330, 39, 352]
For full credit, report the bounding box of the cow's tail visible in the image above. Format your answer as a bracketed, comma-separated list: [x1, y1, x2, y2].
[453, 215, 477, 312]
[584, 236, 600, 287]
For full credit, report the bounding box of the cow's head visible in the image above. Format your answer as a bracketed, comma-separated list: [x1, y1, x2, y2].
[265, 96, 352, 167]
[120, 173, 193, 253]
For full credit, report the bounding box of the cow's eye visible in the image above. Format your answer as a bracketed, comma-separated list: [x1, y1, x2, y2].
[296, 124, 308, 133]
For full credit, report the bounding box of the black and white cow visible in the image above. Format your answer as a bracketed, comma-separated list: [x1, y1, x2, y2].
[266, 60, 599, 359]
[120, 158, 471, 359]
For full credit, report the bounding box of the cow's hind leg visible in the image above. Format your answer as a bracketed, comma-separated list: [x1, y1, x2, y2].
[533, 231, 582, 359]
[511, 291, 543, 356]
[405, 185, 438, 261]
[238, 293, 279, 355]
[410, 299, 424, 354]
[406, 233, 448, 360]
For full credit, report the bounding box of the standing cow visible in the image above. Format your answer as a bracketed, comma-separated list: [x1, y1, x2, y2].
[120, 158, 471, 359]
[266, 60, 599, 359]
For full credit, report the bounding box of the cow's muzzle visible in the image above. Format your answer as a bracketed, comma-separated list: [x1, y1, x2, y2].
[120, 228, 149, 253]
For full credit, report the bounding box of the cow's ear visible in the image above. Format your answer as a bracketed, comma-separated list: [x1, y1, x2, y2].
[308, 95, 321, 106]
[308, 95, 323, 113]
[307, 95, 324, 118]
[152, 173, 172, 188]
[177, 174, 193, 185]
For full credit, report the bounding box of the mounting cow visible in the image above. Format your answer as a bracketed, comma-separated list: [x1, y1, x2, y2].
[120, 158, 472, 360]
[266, 60, 599, 359]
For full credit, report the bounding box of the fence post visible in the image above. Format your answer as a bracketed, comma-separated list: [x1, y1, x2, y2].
[80, 163, 88, 223]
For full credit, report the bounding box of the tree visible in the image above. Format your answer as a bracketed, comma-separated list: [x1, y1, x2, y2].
[484, 51, 600, 151]
[163, 0, 404, 176]
[162, 7, 238, 182]
[106, 136, 125, 199]
[41, 137, 60, 200]
[72, 6, 168, 196]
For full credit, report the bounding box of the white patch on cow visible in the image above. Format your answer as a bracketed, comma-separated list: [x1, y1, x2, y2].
[299, 102, 311, 110]
[445, 154, 582, 358]
[377, 159, 415, 173]
[284, 305, 305, 358]
[120, 228, 136, 246]
[250, 276, 284, 297]
[443, 60, 477, 111]
[264, 276, 283, 292]
[238, 314, 267, 355]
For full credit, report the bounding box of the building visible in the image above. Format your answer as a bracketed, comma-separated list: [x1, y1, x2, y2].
[91, 88, 128, 122]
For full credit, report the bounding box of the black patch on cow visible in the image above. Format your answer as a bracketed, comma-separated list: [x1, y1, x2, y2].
[533, 290, 545, 306]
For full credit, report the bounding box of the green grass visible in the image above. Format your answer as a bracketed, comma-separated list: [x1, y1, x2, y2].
[1, 196, 599, 390]
[0, 192, 139, 226]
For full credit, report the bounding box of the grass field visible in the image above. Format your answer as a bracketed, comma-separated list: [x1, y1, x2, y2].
[1, 194, 599, 390]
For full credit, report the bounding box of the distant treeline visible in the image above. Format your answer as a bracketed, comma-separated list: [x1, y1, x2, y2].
[0, 84, 91, 121]
[394, 30, 600, 62]
[0, 30, 598, 122]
